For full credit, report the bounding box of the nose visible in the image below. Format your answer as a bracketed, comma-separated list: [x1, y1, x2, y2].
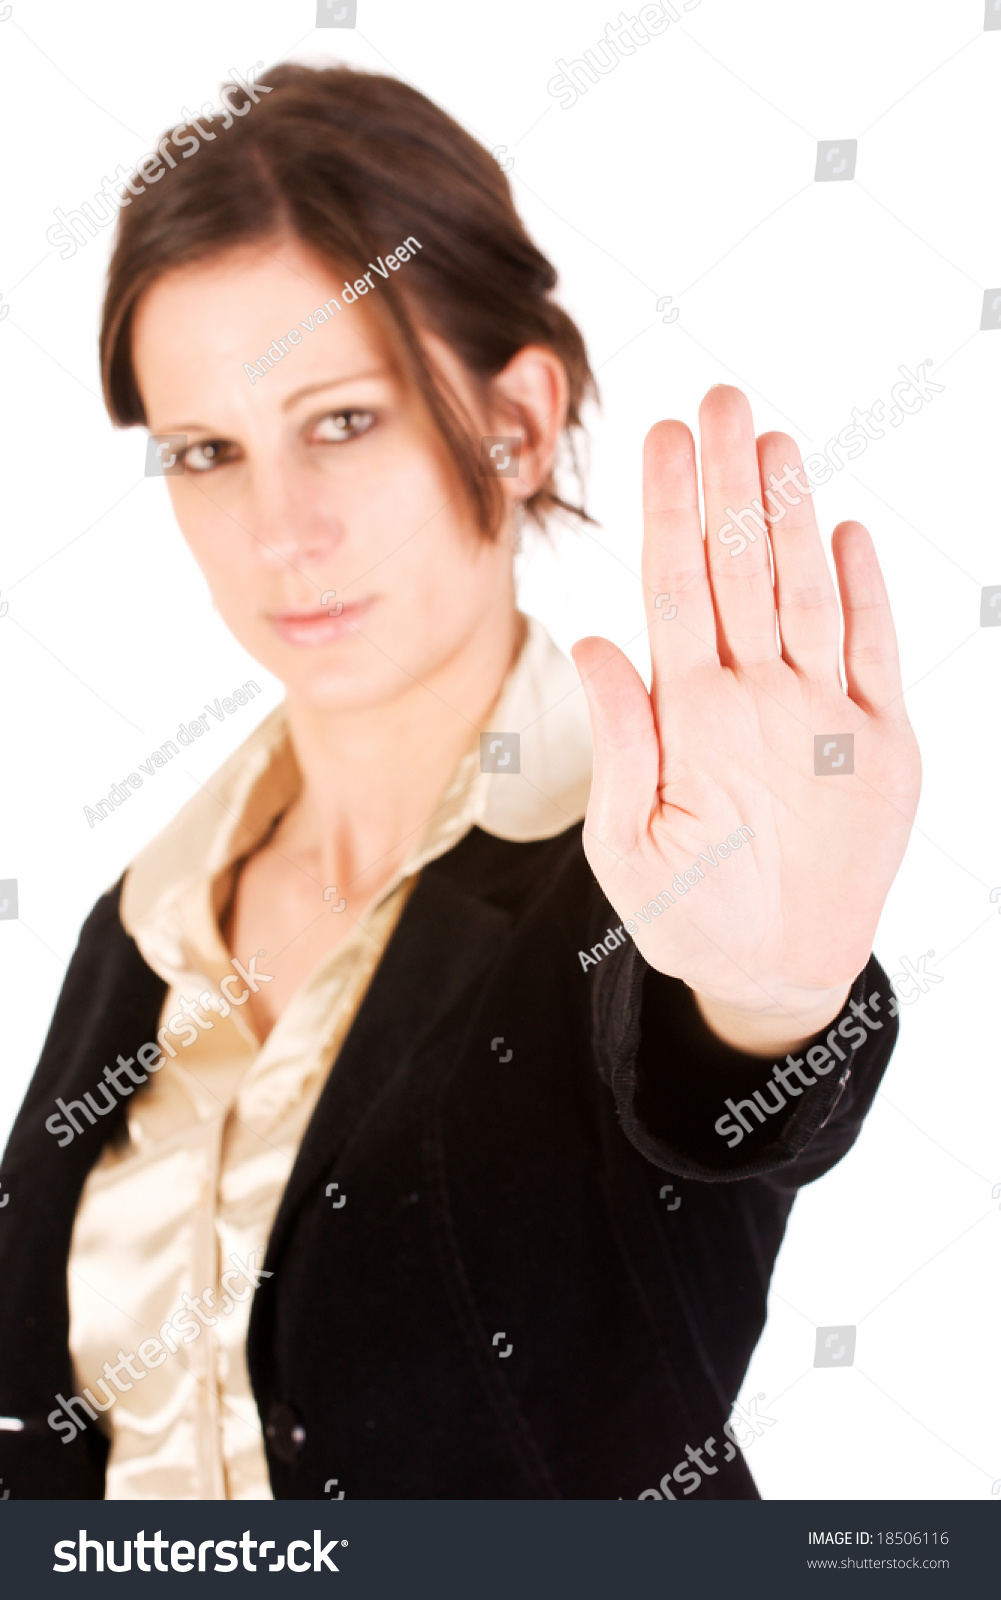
[243, 459, 344, 572]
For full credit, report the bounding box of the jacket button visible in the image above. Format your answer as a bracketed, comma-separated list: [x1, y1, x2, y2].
[265, 1401, 307, 1463]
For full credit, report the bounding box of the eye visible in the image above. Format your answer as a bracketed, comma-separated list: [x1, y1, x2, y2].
[182, 439, 238, 473]
[312, 409, 377, 444]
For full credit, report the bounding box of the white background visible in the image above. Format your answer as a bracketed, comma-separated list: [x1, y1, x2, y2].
[0, 0, 998, 1500]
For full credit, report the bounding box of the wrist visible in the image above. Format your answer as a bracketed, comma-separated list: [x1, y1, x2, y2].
[690, 980, 855, 1057]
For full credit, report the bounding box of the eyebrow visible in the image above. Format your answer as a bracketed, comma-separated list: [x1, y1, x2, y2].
[158, 367, 393, 433]
[282, 367, 391, 412]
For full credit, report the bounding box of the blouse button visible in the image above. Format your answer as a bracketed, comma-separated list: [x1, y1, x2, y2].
[265, 1401, 307, 1463]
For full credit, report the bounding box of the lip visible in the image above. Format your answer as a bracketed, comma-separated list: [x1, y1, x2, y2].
[270, 596, 374, 646]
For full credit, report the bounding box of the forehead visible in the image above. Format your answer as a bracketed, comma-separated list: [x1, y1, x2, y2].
[131, 238, 396, 425]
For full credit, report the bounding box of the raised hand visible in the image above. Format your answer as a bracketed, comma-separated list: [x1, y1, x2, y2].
[571, 385, 921, 1053]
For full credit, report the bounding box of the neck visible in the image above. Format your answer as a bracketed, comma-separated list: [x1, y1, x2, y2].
[276, 607, 526, 892]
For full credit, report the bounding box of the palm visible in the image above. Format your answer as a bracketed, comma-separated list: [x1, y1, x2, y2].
[572, 386, 921, 1021]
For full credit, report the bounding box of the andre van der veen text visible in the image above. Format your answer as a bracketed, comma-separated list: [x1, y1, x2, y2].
[83, 682, 260, 827]
[243, 236, 422, 385]
[579, 825, 755, 973]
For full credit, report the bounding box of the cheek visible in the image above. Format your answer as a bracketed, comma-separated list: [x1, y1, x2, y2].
[351, 434, 458, 547]
[342, 445, 495, 627]
[376, 532, 503, 670]
[170, 499, 258, 623]
[169, 487, 226, 559]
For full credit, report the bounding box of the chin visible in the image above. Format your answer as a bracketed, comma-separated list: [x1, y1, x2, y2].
[282, 654, 426, 716]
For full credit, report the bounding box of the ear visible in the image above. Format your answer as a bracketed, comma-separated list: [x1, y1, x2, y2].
[486, 345, 568, 504]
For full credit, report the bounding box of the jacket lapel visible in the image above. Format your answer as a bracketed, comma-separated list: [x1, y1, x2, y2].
[257, 847, 512, 1275]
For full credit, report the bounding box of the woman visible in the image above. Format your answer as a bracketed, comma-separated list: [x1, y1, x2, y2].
[0, 62, 920, 1501]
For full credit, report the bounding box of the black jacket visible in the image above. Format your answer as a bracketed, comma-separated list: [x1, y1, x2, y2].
[0, 823, 897, 1499]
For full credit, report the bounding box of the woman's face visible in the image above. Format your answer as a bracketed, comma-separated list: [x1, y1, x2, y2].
[131, 237, 522, 713]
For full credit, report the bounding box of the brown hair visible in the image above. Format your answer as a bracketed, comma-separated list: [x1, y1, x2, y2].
[100, 61, 597, 535]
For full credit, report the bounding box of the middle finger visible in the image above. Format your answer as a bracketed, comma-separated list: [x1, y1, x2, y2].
[699, 385, 781, 671]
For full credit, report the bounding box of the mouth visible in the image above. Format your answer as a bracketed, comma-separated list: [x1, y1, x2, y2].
[269, 595, 374, 647]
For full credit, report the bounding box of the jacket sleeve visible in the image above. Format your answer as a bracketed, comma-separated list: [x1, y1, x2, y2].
[592, 944, 898, 1187]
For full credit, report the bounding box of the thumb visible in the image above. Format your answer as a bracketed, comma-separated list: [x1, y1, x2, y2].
[571, 635, 659, 852]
